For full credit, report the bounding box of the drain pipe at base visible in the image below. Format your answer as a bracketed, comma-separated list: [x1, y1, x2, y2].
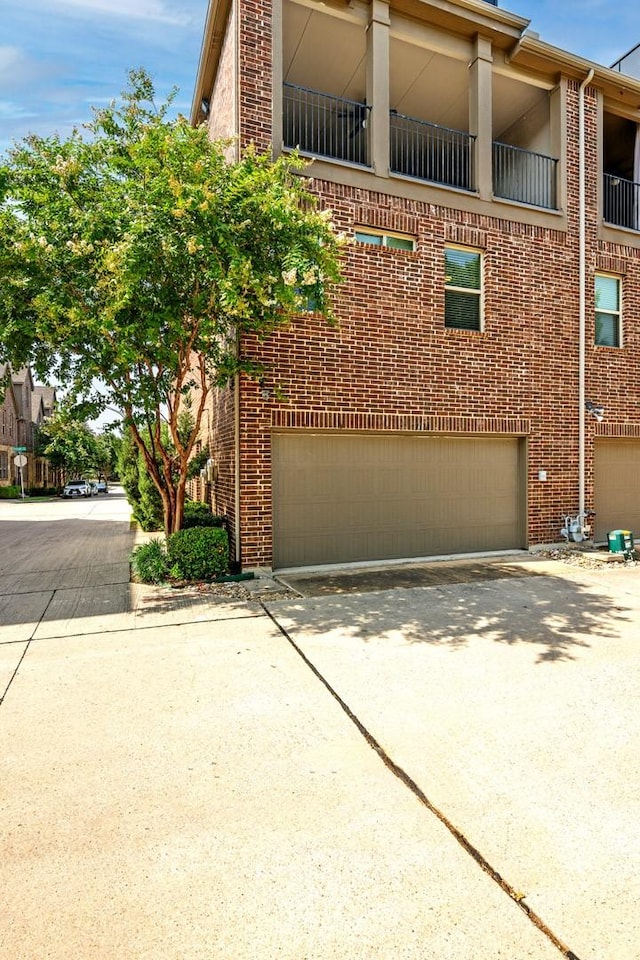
[578, 68, 594, 525]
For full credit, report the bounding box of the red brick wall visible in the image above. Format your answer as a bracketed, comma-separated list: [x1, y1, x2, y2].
[207, 0, 237, 147]
[238, 0, 272, 151]
[204, 30, 640, 569]
[223, 81, 640, 569]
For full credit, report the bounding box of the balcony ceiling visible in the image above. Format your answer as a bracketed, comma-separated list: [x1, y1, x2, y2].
[493, 74, 550, 142]
[283, 5, 367, 100]
[390, 40, 468, 129]
[283, 3, 550, 140]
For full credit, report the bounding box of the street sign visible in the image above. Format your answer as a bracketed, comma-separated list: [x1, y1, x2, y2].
[13, 446, 27, 453]
[14, 455, 27, 468]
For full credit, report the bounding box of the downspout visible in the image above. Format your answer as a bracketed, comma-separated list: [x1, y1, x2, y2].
[578, 68, 594, 521]
[233, 0, 241, 570]
[234, 372, 241, 569]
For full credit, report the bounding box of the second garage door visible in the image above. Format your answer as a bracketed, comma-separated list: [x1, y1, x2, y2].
[272, 432, 526, 568]
[594, 440, 640, 542]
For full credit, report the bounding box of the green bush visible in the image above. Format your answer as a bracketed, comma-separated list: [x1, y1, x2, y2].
[130, 538, 169, 584]
[167, 526, 229, 581]
[26, 486, 59, 497]
[182, 501, 226, 529]
[117, 429, 163, 531]
[0, 485, 20, 499]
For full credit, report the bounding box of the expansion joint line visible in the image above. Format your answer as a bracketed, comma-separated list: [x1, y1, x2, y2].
[262, 603, 582, 960]
[0, 589, 57, 708]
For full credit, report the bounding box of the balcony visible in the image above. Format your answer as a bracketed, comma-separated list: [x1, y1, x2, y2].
[390, 113, 475, 192]
[282, 84, 559, 210]
[492, 142, 558, 209]
[603, 173, 640, 230]
[283, 83, 371, 167]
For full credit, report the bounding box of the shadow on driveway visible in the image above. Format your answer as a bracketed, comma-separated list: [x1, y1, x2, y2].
[273, 559, 633, 664]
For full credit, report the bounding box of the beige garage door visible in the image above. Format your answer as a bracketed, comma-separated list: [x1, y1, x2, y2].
[272, 432, 526, 568]
[594, 440, 640, 542]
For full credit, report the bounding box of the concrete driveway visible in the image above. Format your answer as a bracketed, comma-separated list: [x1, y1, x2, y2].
[1, 494, 638, 959]
[273, 555, 640, 960]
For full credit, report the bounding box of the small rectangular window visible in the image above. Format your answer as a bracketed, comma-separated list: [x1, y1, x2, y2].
[355, 229, 415, 251]
[445, 246, 482, 331]
[595, 273, 621, 347]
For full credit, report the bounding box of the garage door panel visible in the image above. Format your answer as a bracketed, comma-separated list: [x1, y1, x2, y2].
[272, 433, 525, 568]
[594, 441, 640, 542]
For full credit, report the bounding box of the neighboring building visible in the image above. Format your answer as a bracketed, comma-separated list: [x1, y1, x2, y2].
[191, 0, 640, 570]
[31, 385, 58, 488]
[0, 367, 20, 488]
[0, 366, 57, 490]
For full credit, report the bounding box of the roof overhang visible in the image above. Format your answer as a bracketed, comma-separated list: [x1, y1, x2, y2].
[190, 0, 233, 126]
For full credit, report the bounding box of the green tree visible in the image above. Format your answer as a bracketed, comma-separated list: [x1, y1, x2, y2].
[0, 69, 344, 535]
[36, 409, 101, 482]
[94, 431, 120, 481]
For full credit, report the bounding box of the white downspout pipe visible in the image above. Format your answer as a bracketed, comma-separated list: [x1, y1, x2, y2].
[578, 68, 594, 521]
[234, 372, 241, 568]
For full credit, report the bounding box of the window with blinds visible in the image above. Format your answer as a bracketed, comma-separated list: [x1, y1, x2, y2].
[445, 246, 482, 331]
[595, 273, 621, 347]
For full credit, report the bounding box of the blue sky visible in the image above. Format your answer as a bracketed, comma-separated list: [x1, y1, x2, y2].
[1, 0, 209, 157]
[2, 0, 640, 160]
[506, 0, 640, 71]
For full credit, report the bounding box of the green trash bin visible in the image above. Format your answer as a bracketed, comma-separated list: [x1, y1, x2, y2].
[607, 529, 634, 555]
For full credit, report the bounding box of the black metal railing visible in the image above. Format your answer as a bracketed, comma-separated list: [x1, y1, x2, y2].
[282, 83, 371, 167]
[603, 173, 640, 230]
[390, 112, 475, 191]
[493, 141, 558, 209]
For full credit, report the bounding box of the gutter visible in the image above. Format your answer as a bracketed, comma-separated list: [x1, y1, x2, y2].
[578, 68, 594, 520]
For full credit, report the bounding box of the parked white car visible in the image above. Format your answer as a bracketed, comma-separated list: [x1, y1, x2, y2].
[62, 479, 92, 498]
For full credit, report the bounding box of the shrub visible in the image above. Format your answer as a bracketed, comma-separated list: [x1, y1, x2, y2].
[117, 429, 163, 532]
[130, 538, 169, 584]
[182, 501, 226, 529]
[167, 526, 229, 581]
[0, 485, 20, 499]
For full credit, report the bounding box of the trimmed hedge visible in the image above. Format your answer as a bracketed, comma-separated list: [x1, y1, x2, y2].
[182, 501, 226, 529]
[26, 486, 59, 497]
[0, 486, 20, 499]
[167, 526, 229, 581]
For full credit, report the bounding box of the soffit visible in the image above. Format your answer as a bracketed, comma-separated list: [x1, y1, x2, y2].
[511, 35, 640, 113]
[191, 0, 233, 125]
[391, 0, 527, 50]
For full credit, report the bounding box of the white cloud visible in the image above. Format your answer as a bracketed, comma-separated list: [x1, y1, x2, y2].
[0, 46, 23, 72]
[51, 0, 191, 25]
[0, 99, 37, 120]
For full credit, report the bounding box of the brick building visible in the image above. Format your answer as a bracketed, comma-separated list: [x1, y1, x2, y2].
[0, 366, 57, 491]
[190, 0, 640, 571]
[0, 369, 20, 488]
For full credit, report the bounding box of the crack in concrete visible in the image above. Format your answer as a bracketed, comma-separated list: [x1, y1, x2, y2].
[263, 602, 583, 960]
[0, 588, 58, 708]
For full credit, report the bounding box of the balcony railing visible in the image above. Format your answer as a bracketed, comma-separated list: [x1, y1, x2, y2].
[283, 83, 371, 167]
[493, 141, 558, 209]
[603, 173, 640, 230]
[390, 112, 475, 191]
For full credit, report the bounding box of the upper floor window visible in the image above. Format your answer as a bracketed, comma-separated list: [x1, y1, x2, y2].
[445, 246, 482, 330]
[595, 273, 621, 347]
[355, 229, 416, 251]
